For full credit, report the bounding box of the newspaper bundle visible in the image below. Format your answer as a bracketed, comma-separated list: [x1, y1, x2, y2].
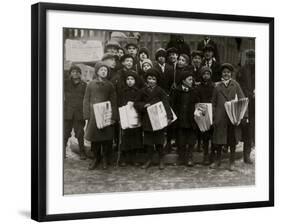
[147, 102, 177, 131]
[224, 95, 249, 126]
[93, 101, 113, 129]
[119, 103, 141, 130]
[194, 103, 213, 132]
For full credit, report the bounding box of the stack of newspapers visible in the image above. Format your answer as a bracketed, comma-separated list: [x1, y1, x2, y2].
[147, 102, 177, 131]
[194, 103, 213, 132]
[224, 95, 249, 126]
[119, 103, 141, 130]
[93, 101, 113, 129]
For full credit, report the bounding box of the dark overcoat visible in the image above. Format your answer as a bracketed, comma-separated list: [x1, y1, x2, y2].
[134, 85, 173, 132]
[196, 81, 215, 103]
[153, 62, 174, 94]
[64, 79, 86, 120]
[83, 78, 117, 142]
[212, 79, 245, 145]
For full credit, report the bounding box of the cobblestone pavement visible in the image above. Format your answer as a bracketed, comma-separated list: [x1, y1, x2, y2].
[64, 142, 255, 195]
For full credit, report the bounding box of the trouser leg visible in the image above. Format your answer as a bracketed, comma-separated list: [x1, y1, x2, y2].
[73, 120, 86, 160]
[88, 142, 101, 170]
[156, 144, 165, 170]
[141, 145, 153, 169]
[186, 144, 195, 167]
[63, 119, 73, 159]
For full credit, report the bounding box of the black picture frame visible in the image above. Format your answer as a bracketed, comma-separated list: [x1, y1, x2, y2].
[31, 2, 274, 222]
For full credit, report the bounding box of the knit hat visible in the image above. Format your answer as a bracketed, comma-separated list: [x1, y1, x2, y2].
[69, 65, 81, 74]
[142, 59, 153, 68]
[120, 54, 135, 63]
[200, 66, 212, 76]
[138, 47, 150, 58]
[155, 48, 167, 60]
[220, 63, 234, 72]
[167, 47, 178, 55]
[191, 50, 203, 58]
[94, 61, 109, 75]
[124, 70, 137, 80]
[145, 68, 160, 82]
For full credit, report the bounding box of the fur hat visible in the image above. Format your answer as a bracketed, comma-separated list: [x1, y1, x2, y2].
[167, 47, 178, 55]
[200, 66, 212, 76]
[124, 70, 137, 80]
[180, 71, 194, 81]
[142, 59, 153, 68]
[138, 47, 150, 58]
[191, 50, 203, 58]
[155, 48, 167, 60]
[220, 63, 234, 72]
[94, 61, 109, 75]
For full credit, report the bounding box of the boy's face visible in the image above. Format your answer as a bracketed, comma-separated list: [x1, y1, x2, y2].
[221, 68, 232, 81]
[70, 69, 82, 84]
[142, 63, 152, 72]
[178, 56, 188, 68]
[97, 66, 108, 79]
[118, 49, 124, 58]
[147, 76, 157, 87]
[127, 46, 138, 57]
[122, 58, 134, 70]
[126, 76, 136, 87]
[139, 52, 148, 61]
[157, 56, 166, 65]
[168, 53, 178, 63]
[204, 50, 214, 60]
[192, 55, 202, 67]
[202, 71, 211, 82]
[183, 76, 193, 87]
[104, 58, 116, 69]
[106, 47, 118, 55]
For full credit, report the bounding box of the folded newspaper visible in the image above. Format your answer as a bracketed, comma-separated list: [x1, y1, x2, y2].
[147, 102, 177, 131]
[194, 103, 213, 132]
[93, 101, 113, 129]
[224, 94, 249, 126]
[119, 103, 141, 129]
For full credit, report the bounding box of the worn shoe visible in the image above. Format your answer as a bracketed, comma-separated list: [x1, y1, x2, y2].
[141, 160, 152, 169]
[88, 159, 98, 170]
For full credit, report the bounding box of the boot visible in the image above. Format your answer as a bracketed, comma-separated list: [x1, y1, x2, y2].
[186, 145, 194, 167]
[88, 143, 100, 170]
[120, 151, 128, 167]
[243, 147, 253, 164]
[158, 146, 165, 170]
[88, 158, 98, 170]
[141, 147, 153, 169]
[209, 147, 221, 169]
[228, 146, 236, 171]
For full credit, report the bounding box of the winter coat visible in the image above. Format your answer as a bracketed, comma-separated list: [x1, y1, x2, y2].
[134, 85, 173, 132]
[196, 81, 215, 103]
[64, 79, 86, 120]
[212, 79, 245, 145]
[171, 85, 199, 129]
[153, 62, 174, 94]
[83, 78, 117, 142]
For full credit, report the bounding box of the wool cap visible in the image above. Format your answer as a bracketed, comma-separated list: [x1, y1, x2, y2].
[142, 59, 153, 68]
[120, 54, 135, 63]
[138, 47, 150, 58]
[180, 71, 194, 82]
[102, 53, 118, 61]
[125, 42, 138, 49]
[200, 66, 212, 76]
[145, 68, 160, 81]
[167, 47, 178, 55]
[191, 50, 203, 58]
[94, 61, 109, 75]
[69, 65, 82, 74]
[220, 63, 234, 72]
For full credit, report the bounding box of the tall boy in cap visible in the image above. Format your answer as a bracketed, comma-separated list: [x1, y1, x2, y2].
[166, 47, 179, 90]
[196, 66, 215, 165]
[188, 50, 204, 85]
[84, 62, 117, 170]
[237, 49, 255, 164]
[64, 66, 87, 160]
[202, 44, 221, 83]
[125, 42, 139, 59]
[171, 71, 199, 166]
[197, 36, 220, 63]
[136, 47, 150, 77]
[211, 63, 245, 171]
[135, 68, 173, 170]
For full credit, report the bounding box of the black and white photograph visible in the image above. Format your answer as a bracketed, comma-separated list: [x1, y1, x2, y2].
[63, 28, 256, 195]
